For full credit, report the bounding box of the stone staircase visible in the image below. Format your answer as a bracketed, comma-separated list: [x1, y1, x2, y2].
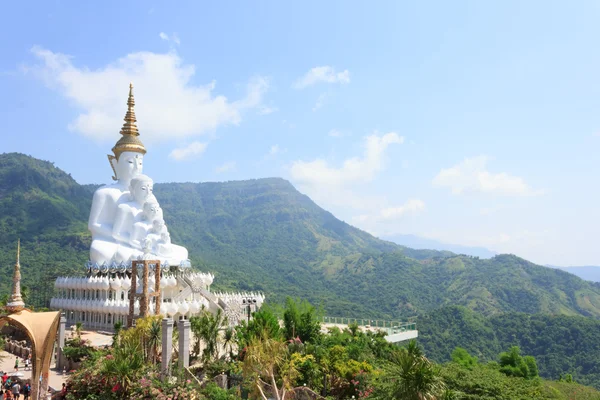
[173, 275, 224, 312]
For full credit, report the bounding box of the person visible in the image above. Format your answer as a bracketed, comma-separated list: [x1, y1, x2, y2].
[3, 389, 11, 399]
[10, 382, 19, 400]
[1, 373, 7, 385]
[4, 378, 11, 391]
[21, 383, 29, 400]
[23, 358, 29, 372]
[13, 359, 18, 372]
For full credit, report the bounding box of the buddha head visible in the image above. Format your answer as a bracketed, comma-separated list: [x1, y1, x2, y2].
[109, 152, 144, 185]
[130, 175, 154, 205]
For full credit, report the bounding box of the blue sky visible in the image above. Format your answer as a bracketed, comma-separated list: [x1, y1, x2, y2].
[1, 1, 599, 266]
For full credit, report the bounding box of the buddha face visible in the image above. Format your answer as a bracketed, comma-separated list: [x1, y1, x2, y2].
[130, 175, 154, 205]
[143, 201, 163, 222]
[113, 152, 143, 184]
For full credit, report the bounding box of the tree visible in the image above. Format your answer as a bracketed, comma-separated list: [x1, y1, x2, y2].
[282, 297, 322, 344]
[451, 347, 478, 369]
[235, 307, 282, 356]
[498, 346, 538, 379]
[372, 340, 446, 400]
[242, 334, 298, 400]
[190, 308, 228, 363]
[222, 326, 235, 360]
[148, 319, 161, 364]
[101, 342, 145, 394]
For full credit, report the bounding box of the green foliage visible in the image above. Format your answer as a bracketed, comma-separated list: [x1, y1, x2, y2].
[235, 306, 282, 354]
[189, 308, 228, 363]
[441, 362, 600, 400]
[418, 306, 600, 388]
[282, 297, 322, 343]
[201, 382, 239, 400]
[371, 341, 446, 400]
[63, 337, 95, 362]
[451, 347, 478, 369]
[498, 346, 539, 379]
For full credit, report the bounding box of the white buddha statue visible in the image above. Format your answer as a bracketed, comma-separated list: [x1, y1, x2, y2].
[88, 83, 189, 266]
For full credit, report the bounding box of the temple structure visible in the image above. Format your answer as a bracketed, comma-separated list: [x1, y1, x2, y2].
[50, 84, 264, 329]
[6, 239, 25, 313]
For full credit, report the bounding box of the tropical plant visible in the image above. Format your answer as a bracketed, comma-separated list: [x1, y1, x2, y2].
[222, 326, 235, 360]
[190, 308, 228, 364]
[75, 321, 83, 339]
[372, 340, 446, 400]
[242, 333, 299, 400]
[148, 319, 161, 364]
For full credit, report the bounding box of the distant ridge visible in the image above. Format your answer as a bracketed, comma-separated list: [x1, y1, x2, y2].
[382, 233, 496, 259]
[547, 265, 600, 283]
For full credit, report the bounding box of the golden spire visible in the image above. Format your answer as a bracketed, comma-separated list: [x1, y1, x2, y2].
[111, 83, 147, 160]
[6, 239, 25, 313]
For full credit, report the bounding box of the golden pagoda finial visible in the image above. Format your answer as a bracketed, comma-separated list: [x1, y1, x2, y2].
[110, 82, 146, 161]
[6, 239, 25, 313]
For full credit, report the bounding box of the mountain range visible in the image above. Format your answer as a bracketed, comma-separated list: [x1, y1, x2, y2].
[1, 152, 600, 320]
[3, 152, 600, 388]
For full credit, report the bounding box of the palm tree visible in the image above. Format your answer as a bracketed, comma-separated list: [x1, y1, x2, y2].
[242, 334, 298, 400]
[223, 326, 235, 360]
[190, 309, 228, 363]
[102, 343, 145, 394]
[148, 319, 161, 364]
[374, 340, 445, 400]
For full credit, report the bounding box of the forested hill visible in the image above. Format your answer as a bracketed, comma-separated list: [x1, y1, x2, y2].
[2, 152, 600, 320]
[418, 306, 600, 388]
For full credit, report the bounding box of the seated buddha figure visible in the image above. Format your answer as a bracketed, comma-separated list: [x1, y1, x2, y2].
[88, 83, 189, 266]
[127, 197, 188, 264]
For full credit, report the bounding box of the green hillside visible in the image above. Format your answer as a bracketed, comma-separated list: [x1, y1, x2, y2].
[2, 152, 600, 322]
[418, 306, 600, 388]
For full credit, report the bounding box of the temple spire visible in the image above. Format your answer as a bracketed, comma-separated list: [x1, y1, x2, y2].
[110, 83, 146, 160]
[120, 83, 140, 137]
[6, 239, 25, 313]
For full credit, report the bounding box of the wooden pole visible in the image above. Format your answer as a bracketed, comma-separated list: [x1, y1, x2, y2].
[128, 262, 137, 328]
[155, 261, 161, 315]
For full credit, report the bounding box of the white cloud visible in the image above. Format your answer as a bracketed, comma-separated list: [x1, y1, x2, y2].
[354, 199, 425, 225]
[169, 141, 207, 161]
[259, 106, 277, 115]
[291, 132, 404, 187]
[293, 66, 350, 89]
[215, 161, 237, 173]
[159, 32, 180, 45]
[312, 93, 328, 111]
[433, 156, 542, 196]
[380, 199, 426, 220]
[26, 46, 269, 145]
[270, 145, 281, 155]
[328, 129, 343, 138]
[290, 132, 404, 219]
